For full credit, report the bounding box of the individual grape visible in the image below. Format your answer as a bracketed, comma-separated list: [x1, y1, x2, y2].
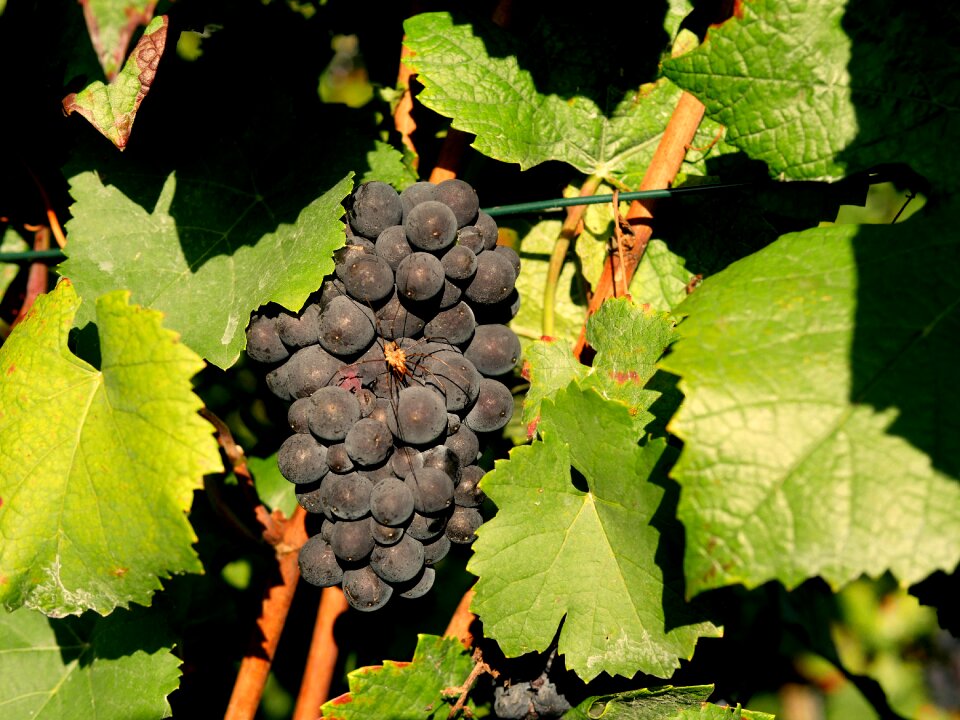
[464, 251, 516, 305]
[298, 535, 344, 588]
[394, 385, 448, 445]
[464, 324, 521, 377]
[445, 505, 483, 544]
[342, 565, 393, 612]
[336, 250, 394, 303]
[268, 344, 342, 400]
[419, 349, 481, 413]
[403, 200, 458, 251]
[472, 289, 520, 325]
[278, 434, 328, 484]
[345, 417, 393, 467]
[321, 471, 373, 520]
[422, 533, 451, 566]
[276, 303, 321, 348]
[370, 534, 425, 583]
[445, 425, 479, 468]
[494, 244, 521, 276]
[369, 476, 415, 527]
[435, 178, 479, 227]
[455, 226, 485, 255]
[320, 517, 335, 542]
[317, 295, 376, 357]
[407, 466, 455, 514]
[370, 517, 404, 546]
[325, 443, 354, 473]
[319, 276, 347, 307]
[441, 244, 478, 281]
[363, 460, 397, 484]
[374, 225, 413, 270]
[454, 464, 487, 507]
[406, 511, 446, 541]
[395, 252, 445, 302]
[346, 235, 375, 252]
[287, 397, 313, 433]
[446, 413, 462, 436]
[347, 181, 402, 239]
[424, 302, 476, 346]
[420, 446, 461, 486]
[474, 210, 499, 250]
[368, 397, 395, 427]
[399, 181, 438, 220]
[295, 479, 326, 514]
[308, 386, 361, 441]
[246, 314, 289, 364]
[437, 279, 463, 310]
[330, 517, 376, 562]
[390, 446, 422, 479]
[397, 566, 435, 599]
[464, 378, 514, 433]
[375, 291, 426, 340]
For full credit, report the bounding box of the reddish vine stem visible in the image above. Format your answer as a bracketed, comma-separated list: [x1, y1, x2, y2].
[428, 129, 471, 183]
[442, 648, 499, 719]
[11, 226, 50, 330]
[24, 164, 67, 248]
[572, 92, 706, 360]
[292, 586, 349, 720]
[444, 587, 476, 648]
[394, 42, 419, 168]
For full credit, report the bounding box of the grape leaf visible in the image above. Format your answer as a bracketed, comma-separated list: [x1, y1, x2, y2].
[1, 227, 28, 300]
[522, 299, 677, 437]
[79, 0, 157, 79]
[60, 172, 354, 369]
[321, 634, 476, 720]
[0, 605, 180, 719]
[566, 685, 775, 720]
[248, 454, 297, 518]
[662, 206, 960, 596]
[360, 140, 418, 191]
[403, 12, 685, 185]
[63, 15, 166, 150]
[0, 281, 221, 616]
[470, 384, 719, 681]
[662, 0, 960, 189]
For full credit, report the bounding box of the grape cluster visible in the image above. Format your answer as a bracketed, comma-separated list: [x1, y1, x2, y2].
[246, 179, 520, 612]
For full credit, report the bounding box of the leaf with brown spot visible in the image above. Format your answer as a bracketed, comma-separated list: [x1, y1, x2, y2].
[63, 15, 167, 150]
[80, 0, 158, 79]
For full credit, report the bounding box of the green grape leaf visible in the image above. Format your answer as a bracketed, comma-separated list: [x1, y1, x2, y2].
[470, 384, 719, 681]
[0, 281, 221, 616]
[63, 15, 167, 150]
[60, 171, 354, 369]
[522, 299, 677, 436]
[80, 0, 158, 79]
[566, 685, 775, 720]
[404, 12, 684, 185]
[662, 206, 960, 596]
[508, 218, 586, 349]
[360, 140, 418, 191]
[248, 454, 297, 518]
[662, 0, 960, 189]
[321, 634, 476, 720]
[1, 227, 28, 300]
[0, 605, 180, 719]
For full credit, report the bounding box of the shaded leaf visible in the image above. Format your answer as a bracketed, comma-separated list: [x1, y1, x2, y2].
[248, 454, 297, 518]
[1, 227, 28, 301]
[662, 205, 960, 596]
[80, 0, 157, 79]
[0, 605, 180, 719]
[0, 281, 221, 616]
[321, 634, 476, 720]
[470, 384, 719, 681]
[63, 15, 167, 150]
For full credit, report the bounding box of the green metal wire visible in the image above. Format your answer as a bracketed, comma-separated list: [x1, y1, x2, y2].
[0, 182, 752, 264]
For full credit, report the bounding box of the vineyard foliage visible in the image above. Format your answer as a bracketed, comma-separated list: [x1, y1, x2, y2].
[0, 1, 957, 718]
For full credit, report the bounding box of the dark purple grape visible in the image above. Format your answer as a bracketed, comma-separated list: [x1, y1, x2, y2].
[435, 179, 479, 227]
[474, 211, 499, 250]
[445, 425, 479, 468]
[278, 434, 328, 484]
[403, 200, 458, 251]
[473, 289, 521, 325]
[374, 225, 413, 270]
[345, 418, 393, 467]
[464, 251, 516, 305]
[346, 235, 375, 251]
[321, 471, 373, 520]
[342, 566, 393, 611]
[336, 250, 394, 303]
[447, 413, 462, 435]
[397, 566, 435, 599]
[446, 505, 483, 544]
[370, 476, 415, 526]
[399, 181, 438, 220]
[309, 386, 361, 442]
[299, 535, 344, 587]
[422, 534, 451, 566]
[396, 252, 445, 302]
[406, 511, 447, 541]
[356, 388, 377, 417]
[455, 226, 485, 255]
[330, 517, 376, 562]
[287, 397, 313, 433]
[424, 302, 476, 346]
[494, 244, 521, 276]
[347, 181, 402, 238]
[370, 534, 425, 583]
[268, 345, 343, 400]
[419, 349, 481, 412]
[464, 324, 521, 377]
[362, 460, 397, 484]
[317, 295, 376, 357]
[375, 291, 427, 340]
[394, 386, 447, 445]
[390, 446, 423, 479]
[296, 479, 326, 514]
[437, 279, 463, 310]
[325, 443, 354, 473]
[454, 464, 487, 507]
[441, 245, 478, 281]
[370, 517, 404, 546]
[464, 378, 514, 433]
[407, 466, 455, 515]
[420, 446, 461, 485]
[246, 314, 290, 364]
[276, 304, 321, 348]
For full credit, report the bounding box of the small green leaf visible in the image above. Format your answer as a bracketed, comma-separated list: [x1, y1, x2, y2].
[0, 281, 222, 616]
[321, 634, 476, 720]
[360, 140, 418, 191]
[404, 12, 684, 184]
[470, 384, 719, 681]
[663, 0, 960, 190]
[248, 454, 297, 518]
[566, 685, 775, 720]
[63, 15, 167, 150]
[60, 172, 354, 368]
[662, 206, 960, 596]
[1, 227, 28, 300]
[81, 1, 158, 78]
[0, 605, 181, 719]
